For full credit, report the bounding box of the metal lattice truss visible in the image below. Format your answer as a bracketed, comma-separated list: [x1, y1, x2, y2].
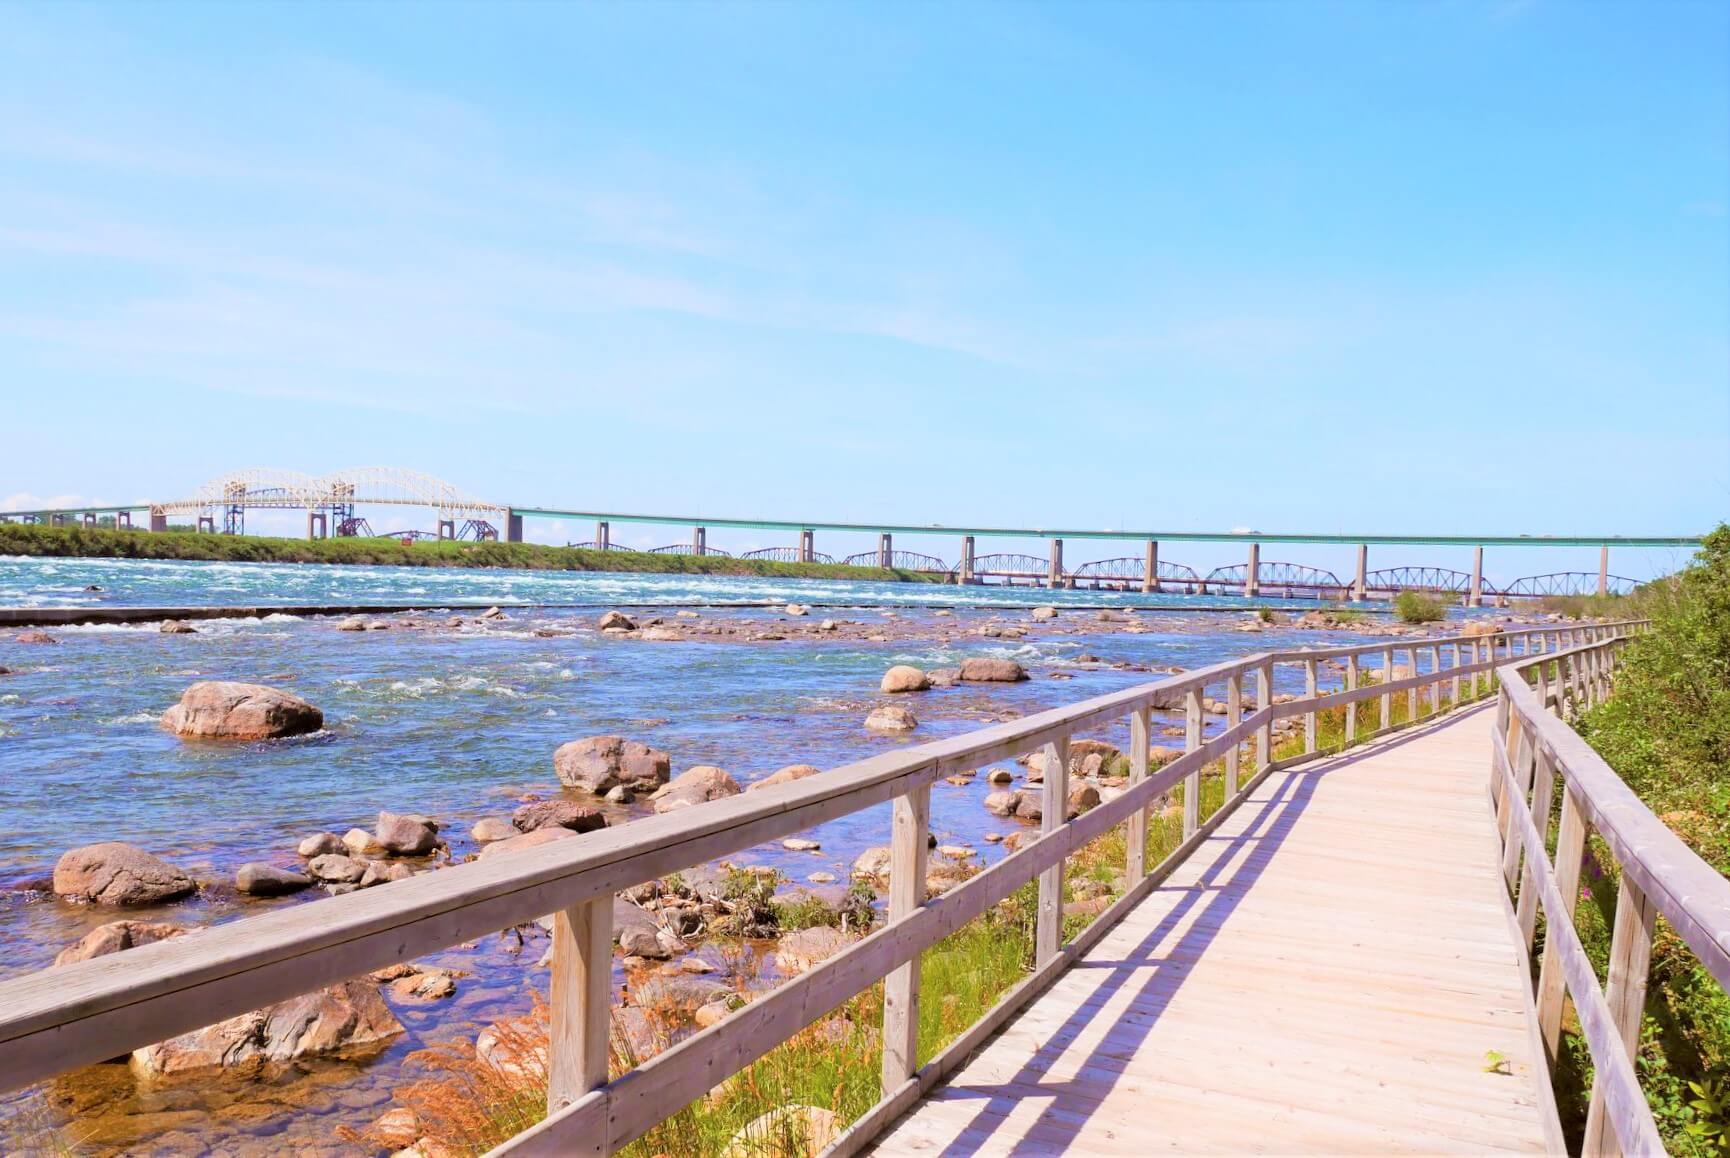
[648, 543, 734, 558]
[957, 553, 1050, 577]
[1205, 561, 1346, 591]
[1364, 567, 1492, 595]
[1069, 557, 1203, 583]
[740, 546, 838, 564]
[841, 550, 951, 572]
[1501, 572, 1640, 598]
[152, 467, 507, 520]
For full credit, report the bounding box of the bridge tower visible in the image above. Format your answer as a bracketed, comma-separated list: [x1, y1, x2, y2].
[693, 526, 707, 555]
[507, 513, 523, 542]
[1143, 540, 1159, 594]
[878, 533, 892, 569]
[1048, 539, 1063, 588]
[959, 535, 975, 584]
[1244, 543, 1261, 598]
[1469, 546, 1485, 607]
[1352, 544, 1368, 601]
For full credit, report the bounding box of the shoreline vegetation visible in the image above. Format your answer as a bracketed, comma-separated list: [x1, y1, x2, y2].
[0, 524, 950, 583]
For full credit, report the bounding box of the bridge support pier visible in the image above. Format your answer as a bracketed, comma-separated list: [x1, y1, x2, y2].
[149, 512, 167, 533]
[799, 529, 815, 563]
[1353, 544, 1368, 601]
[960, 536, 975, 584]
[878, 533, 892, 569]
[83, 513, 96, 528]
[1245, 543, 1261, 599]
[117, 511, 132, 530]
[1469, 547, 1484, 607]
[595, 521, 610, 551]
[1048, 539, 1063, 589]
[1143, 540, 1159, 594]
[196, 515, 214, 534]
[309, 512, 329, 540]
[1598, 546, 1609, 598]
[506, 513, 523, 543]
[693, 526, 706, 555]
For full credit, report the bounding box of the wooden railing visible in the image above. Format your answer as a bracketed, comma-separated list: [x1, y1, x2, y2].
[0, 621, 1642, 1156]
[1494, 626, 1730, 1156]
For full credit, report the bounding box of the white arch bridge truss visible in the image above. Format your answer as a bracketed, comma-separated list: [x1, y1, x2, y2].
[151, 468, 507, 536]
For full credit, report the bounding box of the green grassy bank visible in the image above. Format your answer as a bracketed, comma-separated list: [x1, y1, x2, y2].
[0, 524, 947, 584]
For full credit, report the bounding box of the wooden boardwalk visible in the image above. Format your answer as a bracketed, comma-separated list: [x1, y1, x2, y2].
[870, 709, 1560, 1156]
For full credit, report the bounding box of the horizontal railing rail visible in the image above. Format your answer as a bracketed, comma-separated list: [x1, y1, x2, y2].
[1493, 627, 1730, 1157]
[0, 619, 1645, 1155]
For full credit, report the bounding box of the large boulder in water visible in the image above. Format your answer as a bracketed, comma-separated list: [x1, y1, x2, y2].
[55, 920, 186, 967]
[131, 979, 403, 1076]
[54, 843, 196, 906]
[161, 681, 323, 741]
[959, 658, 1028, 683]
[235, 863, 312, 896]
[650, 766, 741, 813]
[879, 665, 931, 693]
[553, 736, 670, 794]
[374, 811, 439, 856]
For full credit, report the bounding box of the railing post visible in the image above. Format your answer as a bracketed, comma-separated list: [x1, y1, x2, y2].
[1405, 647, 1419, 723]
[1303, 658, 1318, 754]
[1380, 647, 1393, 731]
[1183, 689, 1202, 837]
[1537, 787, 1589, 1060]
[882, 781, 931, 1095]
[1583, 873, 1656, 1156]
[1126, 707, 1150, 879]
[1036, 736, 1070, 966]
[548, 895, 614, 1114]
[1256, 662, 1273, 769]
[1344, 654, 1358, 745]
[1499, 720, 1535, 888]
[1515, 749, 1557, 950]
[1226, 672, 1243, 795]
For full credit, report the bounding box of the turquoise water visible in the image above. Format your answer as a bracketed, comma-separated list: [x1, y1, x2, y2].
[0, 555, 1404, 1153]
[0, 553, 1337, 610]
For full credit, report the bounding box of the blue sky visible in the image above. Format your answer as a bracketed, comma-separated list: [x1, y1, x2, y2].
[0, 1, 1724, 578]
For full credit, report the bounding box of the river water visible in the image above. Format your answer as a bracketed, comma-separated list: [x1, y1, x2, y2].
[0, 555, 1460, 1155]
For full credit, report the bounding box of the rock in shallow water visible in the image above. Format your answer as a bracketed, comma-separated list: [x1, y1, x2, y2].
[512, 800, 606, 834]
[748, 763, 820, 792]
[553, 735, 670, 794]
[650, 765, 742, 813]
[864, 705, 918, 732]
[55, 919, 186, 966]
[131, 979, 403, 1076]
[235, 863, 312, 896]
[959, 658, 1028, 683]
[160, 681, 323, 741]
[879, 665, 931, 693]
[476, 826, 579, 859]
[53, 842, 196, 906]
[375, 810, 439, 856]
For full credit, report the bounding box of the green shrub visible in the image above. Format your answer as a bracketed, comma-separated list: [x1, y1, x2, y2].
[1392, 589, 1447, 624]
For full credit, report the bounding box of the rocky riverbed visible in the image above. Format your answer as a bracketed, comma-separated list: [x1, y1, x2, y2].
[0, 577, 1560, 1155]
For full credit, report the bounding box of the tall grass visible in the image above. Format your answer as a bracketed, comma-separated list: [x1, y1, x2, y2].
[1393, 589, 1448, 624]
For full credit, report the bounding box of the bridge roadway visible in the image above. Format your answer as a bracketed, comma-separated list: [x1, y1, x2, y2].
[869, 708, 1557, 1155]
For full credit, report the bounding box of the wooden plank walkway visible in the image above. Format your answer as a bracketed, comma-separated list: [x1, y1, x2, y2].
[869, 708, 1560, 1156]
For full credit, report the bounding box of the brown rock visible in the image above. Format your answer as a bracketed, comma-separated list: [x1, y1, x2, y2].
[477, 827, 580, 859]
[959, 658, 1028, 683]
[651, 765, 742, 814]
[512, 800, 607, 834]
[53, 843, 196, 906]
[131, 980, 403, 1076]
[553, 735, 671, 794]
[864, 705, 918, 732]
[159, 620, 197, 634]
[983, 790, 1018, 817]
[160, 681, 323, 741]
[597, 610, 637, 631]
[55, 919, 186, 967]
[15, 631, 58, 644]
[235, 863, 312, 896]
[469, 817, 515, 843]
[774, 927, 854, 975]
[307, 853, 367, 883]
[1067, 782, 1102, 815]
[1461, 621, 1504, 637]
[297, 832, 343, 858]
[748, 764, 821, 792]
[879, 665, 931, 693]
[375, 811, 439, 856]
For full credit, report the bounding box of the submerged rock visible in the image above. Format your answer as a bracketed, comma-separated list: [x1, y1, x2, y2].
[131, 979, 403, 1076]
[864, 705, 918, 732]
[553, 735, 670, 794]
[55, 919, 187, 966]
[14, 631, 58, 645]
[53, 843, 196, 906]
[161, 681, 323, 741]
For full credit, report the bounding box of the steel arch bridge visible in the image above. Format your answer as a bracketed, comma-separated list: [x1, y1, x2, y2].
[841, 550, 951, 572]
[954, 553, 1052, 584]
[647, 543, 734, 558]
[151, 468, 507, 537]
[1500, 572, 1641, 598]
[1204, 561, 1347, 596]
[1069, 557, 1205, 590]
[741, 546, 838, 565]
[1363, 567, 1492, 596]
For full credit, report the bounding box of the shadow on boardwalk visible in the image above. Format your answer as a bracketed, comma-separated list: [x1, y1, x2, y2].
[874, 708, 1516, 1156]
